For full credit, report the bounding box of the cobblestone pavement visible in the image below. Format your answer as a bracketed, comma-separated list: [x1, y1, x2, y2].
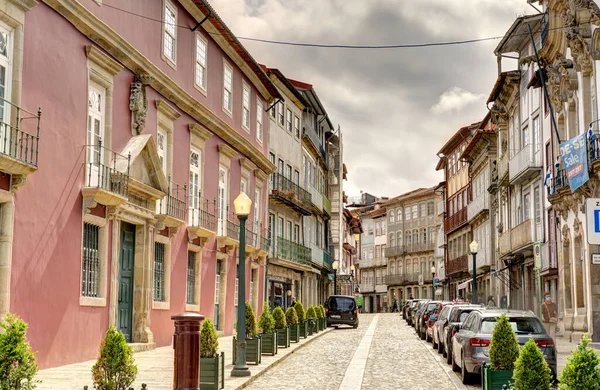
[246, 314, 464, 390]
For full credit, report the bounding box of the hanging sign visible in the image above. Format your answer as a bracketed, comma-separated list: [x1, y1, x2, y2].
[559, 133, 589, 192]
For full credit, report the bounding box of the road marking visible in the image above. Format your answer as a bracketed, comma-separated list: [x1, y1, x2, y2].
[339, 314, 379, 390]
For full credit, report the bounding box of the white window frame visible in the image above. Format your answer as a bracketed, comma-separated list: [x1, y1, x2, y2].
[87, 82, 106, 187]
[194, 33, 207, 93]
[80, 214, 108, 307]
[254, 186, 261, 230]
[277, 101, 284, 127]
[152, 234, 172, 310]
[223, 61, 233, 116]
[256, 100, 263, 143]
[162, 0, 177, 68]
[286, 107, 293, 133]
[294, 115, 300, 138]
[242, 82, 251, 131]
[0, 24, 13, 128]
[188, 147, 202, 225]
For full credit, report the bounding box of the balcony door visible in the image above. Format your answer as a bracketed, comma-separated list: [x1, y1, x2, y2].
[217, 166, 228, 236]
[87, 83, 105, 187]
[0, 26, 12, 157]
[188, 148, 201, 225]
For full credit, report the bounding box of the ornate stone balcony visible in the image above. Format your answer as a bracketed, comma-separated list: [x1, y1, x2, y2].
[509, 146, 542, 185]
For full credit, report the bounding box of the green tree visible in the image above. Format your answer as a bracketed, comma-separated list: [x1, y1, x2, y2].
[244, 301, 258, 338]
[512, 338, 552, 390]
[200, 319, 219, 358]
[285, 307, 299, 326]
[294, 301, 306, 322]
[306, 306, 316, 320]
[0, 313, 39, 390]
[258, 301, 275, 333]
[91, 325, 137, 390]
[559, 333, 600, 390]
[272, 307, 287, 329]
[489, 314, 519, 371]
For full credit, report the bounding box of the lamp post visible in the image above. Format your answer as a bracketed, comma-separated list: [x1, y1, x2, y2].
[231, 192, 252, 378]
[332, 260, 339, 295]
[469, 240, 479, 305]
[350, 264, 355, 297]
[431, 265, 436, 300]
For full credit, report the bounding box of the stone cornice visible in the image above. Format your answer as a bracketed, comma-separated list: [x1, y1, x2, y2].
[9, 0, 38, 11]
[155, 100, 181, 121]
[42, 0, 275, 174]
[86, 45, 123, 75]
[189, 123, 212, 142]
[254, 169, 268, 183]
[240, 157, 256, 173]
[218, 143, 237, 160]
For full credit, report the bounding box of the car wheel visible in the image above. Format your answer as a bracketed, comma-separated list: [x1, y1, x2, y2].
[461, 353, 471, 384]
[432, 338, 437, 349]
[451, 349, 460, 372]
[420, 329, 426, 340]
[437, 339, 444, 354]
[445, 346, 451, 363]
[353, 323, 358, 329]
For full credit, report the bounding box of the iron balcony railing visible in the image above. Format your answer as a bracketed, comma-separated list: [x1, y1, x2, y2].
[386, 274, 407, 285]
[444, 208, 467, 234]
[271, 172, 311, 205]
[260, 233, 270, 252]
[308, 184, 323, 212]
[246, 226, 258, 248]
[217, 208, 240, 241]
[85, 139, 130, 198]
[310, 244, 325, 267]
[358, 257, 386, 268]
[323, 250, 332, 269]
[303, 127, 326, 160]
[385, 245, 406, 258]
[405, 242, 436, 254]
[188, 197, 216, 232]
[446, 255, 468, 276]
[323, 195, 332, 215]
[158, 177, 186, 221]
[276, 237, 311, 266]
[0, 96, 41, 167]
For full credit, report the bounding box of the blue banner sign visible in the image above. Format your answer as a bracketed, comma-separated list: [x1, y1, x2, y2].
[560, 133, 589, 192]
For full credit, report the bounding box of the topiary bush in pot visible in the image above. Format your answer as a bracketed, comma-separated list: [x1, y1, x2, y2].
[272, 307, 289, 348]
[318, 305, 326, 330]
[244, 301, 258, 339]
[91, 325, 137, 390]
[0, 313, 39, 390]
[306, 306, 316, 335]
[200, 319, 224, 390]
[236, 301, 261, 365]
[559, 333, 600, 390]
[483, 314, 520, 390]
[512, 338, 552, 390]
[294, 302, 308, 338]
[286, 307, 300, 343]
[258, 302, 277, 356]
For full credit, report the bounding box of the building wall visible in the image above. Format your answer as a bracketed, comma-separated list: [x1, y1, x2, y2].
[8, 0, 270, 368]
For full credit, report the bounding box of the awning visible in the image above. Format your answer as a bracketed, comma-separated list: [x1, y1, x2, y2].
[326, 274, 334, 281]
[457, 279, 473, 290]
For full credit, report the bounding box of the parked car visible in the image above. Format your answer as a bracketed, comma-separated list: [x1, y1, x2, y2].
[411, 300, 430, 329]
[431, 302, 463, 350]
[425, 301, 453, 343]
[416, 301, 441, 340]
[451, 309, 557, 384]
[404, 299, 426, 324]
[444, 305, 485, 365]
[324, 295, 359, 328]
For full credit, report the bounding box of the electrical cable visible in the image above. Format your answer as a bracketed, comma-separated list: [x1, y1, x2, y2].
[101, 2, 586, 51]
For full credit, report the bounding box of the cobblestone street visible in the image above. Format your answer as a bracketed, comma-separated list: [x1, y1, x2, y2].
[246, 313, 464, 390]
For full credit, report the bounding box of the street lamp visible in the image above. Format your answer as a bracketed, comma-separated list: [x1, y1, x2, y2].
[469, 240, 479, 305]
[332, 260, 339, 295]
[350, 264, 355, 296]
[431, 265, 436, 300]
[231, 192, 252, 378]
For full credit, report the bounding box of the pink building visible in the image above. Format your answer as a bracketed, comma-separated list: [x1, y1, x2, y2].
[0, 0, 280, 368]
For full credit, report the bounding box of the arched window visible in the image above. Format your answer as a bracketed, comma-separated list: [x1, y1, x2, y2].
[406, 231, 411, 246]
[427, 201, 435, 216]
[405, 207, 411, 220]
[390, 233, 395, 247]
[413, 229, 419, 245]
[422, 228, 427, 244]
[389, 211, 395, 224]
[397, 231, 403, 247]
[390, 260, 396, 275]
[398, 260, 404, 275]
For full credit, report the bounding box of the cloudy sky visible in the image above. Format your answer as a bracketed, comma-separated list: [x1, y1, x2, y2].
[215, 0, 533, 198]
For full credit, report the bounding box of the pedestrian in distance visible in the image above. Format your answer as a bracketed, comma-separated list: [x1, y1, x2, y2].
[542, 292, 558, 341]
[392, 300, 398, 313]
[289, 296, 296, 307]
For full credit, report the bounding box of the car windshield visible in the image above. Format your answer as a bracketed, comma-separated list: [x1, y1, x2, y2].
[450, 309, 476, 322]
[425, 303, 440, 314]
[479, 317, 545, 335]
[329, 297, 355, 311]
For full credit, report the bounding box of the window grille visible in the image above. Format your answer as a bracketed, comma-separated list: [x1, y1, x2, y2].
[186, 251, 196, 305]
[154, 242, 166, 301]
[82, 223, 99, 297]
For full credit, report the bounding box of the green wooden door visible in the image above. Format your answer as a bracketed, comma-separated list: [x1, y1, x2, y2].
[118, 222, 135, 342]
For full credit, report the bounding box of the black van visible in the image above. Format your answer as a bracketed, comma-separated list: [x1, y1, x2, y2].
[325, 295, 359, 328]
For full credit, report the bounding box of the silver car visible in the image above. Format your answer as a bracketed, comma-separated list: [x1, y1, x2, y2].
[451, 309, 557, 385]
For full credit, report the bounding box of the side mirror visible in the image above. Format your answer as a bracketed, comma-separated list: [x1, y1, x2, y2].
[429, 316, 437, 321]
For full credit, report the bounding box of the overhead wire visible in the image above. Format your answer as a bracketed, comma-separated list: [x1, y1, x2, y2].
[101, 2, 584, 50]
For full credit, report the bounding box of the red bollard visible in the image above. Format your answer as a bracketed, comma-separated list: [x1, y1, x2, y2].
[171, 312, 205, 390]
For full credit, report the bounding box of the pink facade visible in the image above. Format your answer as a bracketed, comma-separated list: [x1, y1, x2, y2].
[4, 0, 275, 369]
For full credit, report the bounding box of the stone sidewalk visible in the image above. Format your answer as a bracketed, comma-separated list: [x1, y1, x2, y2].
[36, 327, 333, 390]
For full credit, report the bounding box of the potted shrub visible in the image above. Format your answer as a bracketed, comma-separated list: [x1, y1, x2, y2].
[286, 307, 300, 343]
[558, 333, 600, 389]
[272, 307, 290, 348]
[232, 302, 261, 365]
[306, 306, 316, 336]
[91, 325, 137, 390]
[258, 301, 277, 356]
[294, 301, 308, 338]
[0, 313, 39, 390]
[512, 338, 552, 390]
[200, 319, 224, 390]
[482, 314, 520, 390]
[318, 305, 327, 330]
